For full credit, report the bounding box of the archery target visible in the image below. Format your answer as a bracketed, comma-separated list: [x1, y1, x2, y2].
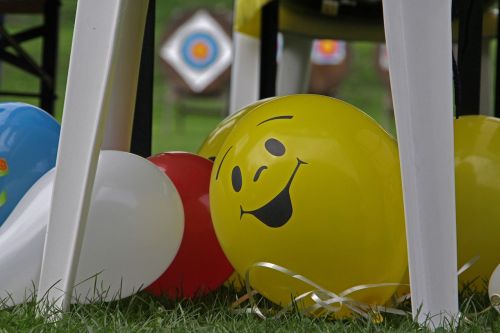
[181, 32, 219, 70]
[160, 10, 232, 93]
[311, 40, 346, 65]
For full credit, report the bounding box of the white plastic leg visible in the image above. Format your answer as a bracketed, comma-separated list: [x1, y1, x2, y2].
[101, 2, 150, 150]
[229, 32, 260, 114]
[480, 40, 493, 116]
[276, 33, 312, 96]
[382, 0, 459, 328]
[37, 0, 149, 313]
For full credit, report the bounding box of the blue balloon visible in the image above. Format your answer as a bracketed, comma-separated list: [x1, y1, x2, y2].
[0, 103, 60, 225]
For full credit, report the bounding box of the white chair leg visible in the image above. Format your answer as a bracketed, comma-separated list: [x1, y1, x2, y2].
[480, 40, 493, 116]
[276, 33, 312, 96]
[382, 0, 458, 328]
[37, 0, 149, 313]
[102, 2, 151, 150]
[229, 32, 260, 114]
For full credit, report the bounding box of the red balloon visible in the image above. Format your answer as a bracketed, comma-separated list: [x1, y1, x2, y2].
[145, 152, 233, 298]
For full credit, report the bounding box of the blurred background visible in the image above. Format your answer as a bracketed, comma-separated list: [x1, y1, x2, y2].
[0, 0, 394, 154]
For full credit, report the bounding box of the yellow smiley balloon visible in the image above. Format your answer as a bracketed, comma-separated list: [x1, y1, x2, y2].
[199, 100, 272, 291]
[198, 108, 248, 290]
[454, 115, 500, 291]
[210, 95, 407, 316]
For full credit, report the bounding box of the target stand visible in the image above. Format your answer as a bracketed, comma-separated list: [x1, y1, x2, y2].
[160, 9, 232, 130]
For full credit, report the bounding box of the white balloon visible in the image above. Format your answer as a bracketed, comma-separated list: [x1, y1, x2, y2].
[0, 150, 184, 305]
[490, 264, 500, 313]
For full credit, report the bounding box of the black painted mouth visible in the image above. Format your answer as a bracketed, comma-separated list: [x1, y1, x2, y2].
[240, 158, 306, 228]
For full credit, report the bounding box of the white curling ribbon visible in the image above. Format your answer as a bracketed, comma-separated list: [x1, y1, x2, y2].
[233, 256, 493, 321]
[233, 261, 410, 321]
[491, 295, 500, 312]
[457, 255, 480, 276]
[489, 264, 500, 313]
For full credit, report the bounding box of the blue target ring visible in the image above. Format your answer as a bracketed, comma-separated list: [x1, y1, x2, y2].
[181, 32, 219, 70]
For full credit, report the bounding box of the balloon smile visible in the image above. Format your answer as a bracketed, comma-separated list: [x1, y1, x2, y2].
[240, 158, 306, 228]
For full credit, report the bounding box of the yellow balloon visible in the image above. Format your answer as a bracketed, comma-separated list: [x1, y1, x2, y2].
[198, 99, 272, 160]
[199, 101, 271, 290]
[455, 115, 500, 291]
[210, 95, 407, 316]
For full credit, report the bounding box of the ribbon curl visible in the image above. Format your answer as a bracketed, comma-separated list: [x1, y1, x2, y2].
[232, 256, 494, 322]
[231, 261, 409, 322]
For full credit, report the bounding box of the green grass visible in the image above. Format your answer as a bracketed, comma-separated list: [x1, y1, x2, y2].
[0, 287, 497, 332]
[0, 1, 493, 332]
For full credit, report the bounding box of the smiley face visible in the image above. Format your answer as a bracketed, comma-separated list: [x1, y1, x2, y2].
[209, 95, 407, 316]
[216, 129, 307, 228]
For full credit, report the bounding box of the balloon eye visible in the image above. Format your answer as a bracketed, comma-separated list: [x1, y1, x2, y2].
[232, 166, 242, 192]
[265, 138, 286, 156]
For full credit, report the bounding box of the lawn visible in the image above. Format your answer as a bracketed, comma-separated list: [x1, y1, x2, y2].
[0, 287, 498, 332]
[0, 1, 497, 332]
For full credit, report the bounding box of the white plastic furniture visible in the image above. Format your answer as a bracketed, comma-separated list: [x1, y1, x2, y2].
[231, 0, 460, 328]
[37, 0, 150, 313]
[229, 31, 261, 114]
[35, 0, 483, 328]
[382, 1, 458, 326]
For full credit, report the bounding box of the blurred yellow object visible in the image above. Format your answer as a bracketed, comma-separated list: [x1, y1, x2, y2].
[234, 1, 387, 41]
[454, 115, 500, 291]
[209, 95, 407, 317]
[234, 0, 271, 37]
[400, 115, 500, 292]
